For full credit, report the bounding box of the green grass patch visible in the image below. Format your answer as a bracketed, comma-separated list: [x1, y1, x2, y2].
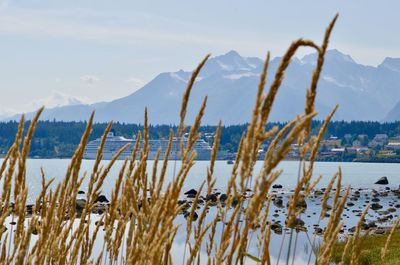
[331, 231, 400, 265]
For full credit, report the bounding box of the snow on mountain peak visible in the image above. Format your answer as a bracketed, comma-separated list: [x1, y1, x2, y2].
[223, 72, 259, 80]
[326, 49, 355, 63]
[301, 49, 355, 65]
[8, 49, 400, 123]
[206, 50, 262, 73]
[169, 72, 188, 83]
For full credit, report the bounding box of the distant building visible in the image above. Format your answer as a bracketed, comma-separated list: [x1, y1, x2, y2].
[358, 134, 368, 141]
[374, 134, 388, 142]
[368, 134, 388, 148]
[321, 136, 342, 150]
[203, 132, 215, 141]
[331, 148, 345, 153]
[344, 134, 353, 144]
[346, 147, 358, 154]
[356, 147, 372, 159]
[385, 138, 400, 150]
[357, 134, 369, 146]
[288, 143, 300, 158]
[260, 142, 271, 151]
[352, 140, 362, 147]
[378, 150, 396, 157]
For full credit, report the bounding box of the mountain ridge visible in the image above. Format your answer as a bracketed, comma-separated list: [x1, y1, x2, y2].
[6, 49, 400, 124]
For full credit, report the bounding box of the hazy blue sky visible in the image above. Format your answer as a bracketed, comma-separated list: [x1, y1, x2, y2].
[0, 1, 399, 115]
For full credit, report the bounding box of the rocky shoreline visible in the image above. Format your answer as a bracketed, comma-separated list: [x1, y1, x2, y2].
[176, 181, 400, 237]
[6, 179, 400, 238]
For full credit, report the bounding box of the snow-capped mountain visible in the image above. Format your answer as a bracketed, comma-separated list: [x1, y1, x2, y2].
[7, 50, 400, 124]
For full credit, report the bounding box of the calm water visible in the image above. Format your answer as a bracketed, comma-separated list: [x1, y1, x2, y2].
[4, 159, 400, 264]
[14, 159, 400, 201]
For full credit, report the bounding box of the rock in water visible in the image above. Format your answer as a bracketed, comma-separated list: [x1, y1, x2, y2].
[184, 211, 198, 221]
[219, 194, 228, 203]
[375, 176, 389, 185]
[75, 199, 86, 218]
[95, 195, 109, 203]
[272, 184, 283, 189]
[270, 223, 283, 234]
[76, 199, 86, 210]
[184, 189, 197, 198]
[273, 198, 284, 208]
[371, 203, 383, 210]
[206, 194, 218, 202]
[314, 227, 323, 235]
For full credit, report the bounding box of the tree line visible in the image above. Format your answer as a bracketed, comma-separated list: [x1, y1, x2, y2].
[1, 120, 400, 158]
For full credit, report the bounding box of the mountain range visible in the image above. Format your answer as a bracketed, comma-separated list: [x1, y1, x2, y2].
[6, 49, 400, 124]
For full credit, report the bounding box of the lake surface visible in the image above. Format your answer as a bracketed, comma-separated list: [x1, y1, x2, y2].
[4, 159, 400, 264]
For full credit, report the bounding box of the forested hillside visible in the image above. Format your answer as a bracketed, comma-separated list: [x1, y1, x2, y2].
[1, 120, 400, 158]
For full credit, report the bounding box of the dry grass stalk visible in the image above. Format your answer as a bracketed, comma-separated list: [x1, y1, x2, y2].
[0, 15, 366, 265]
[381, 218, 400, 263]
[304, 14, 338, 137]
[178, 55, 210, 138]
[349, 205, 370, 265]
[317, 186, 350, 265]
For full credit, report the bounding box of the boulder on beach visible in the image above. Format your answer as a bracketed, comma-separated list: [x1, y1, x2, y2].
[374, 228, 387, 235]
[375, 176, 389, 185]
[368, 221, 377, 228]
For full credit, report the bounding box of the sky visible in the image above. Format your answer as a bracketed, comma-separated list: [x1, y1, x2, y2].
[0, 0, 399, 115]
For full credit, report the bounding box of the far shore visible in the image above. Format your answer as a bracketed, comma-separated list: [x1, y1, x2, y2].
[3, 156, 400, 164]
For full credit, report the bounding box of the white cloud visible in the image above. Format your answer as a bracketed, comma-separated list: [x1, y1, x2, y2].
[0, 106, 17, 119]
[29, 90, 89, 110]
[80, 75, 100, 86]
[0, 90, 90, 118]
[125, 77, 144, 88]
